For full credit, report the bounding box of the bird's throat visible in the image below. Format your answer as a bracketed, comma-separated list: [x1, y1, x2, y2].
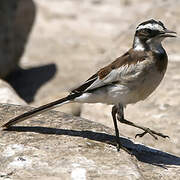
[133, 37, 146, 51]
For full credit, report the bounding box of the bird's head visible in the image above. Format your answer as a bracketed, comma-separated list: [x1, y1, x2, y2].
[133, 19, 176, 51]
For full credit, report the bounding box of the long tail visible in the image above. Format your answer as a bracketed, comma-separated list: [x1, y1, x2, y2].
[1, 93, 81, 129]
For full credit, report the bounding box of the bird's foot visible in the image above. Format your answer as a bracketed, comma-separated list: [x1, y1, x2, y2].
[115, 140, 132, 155]
[135, 127, 169, 140]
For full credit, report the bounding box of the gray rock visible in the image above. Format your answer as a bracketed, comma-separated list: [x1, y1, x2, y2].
[0, 104, 180, 179]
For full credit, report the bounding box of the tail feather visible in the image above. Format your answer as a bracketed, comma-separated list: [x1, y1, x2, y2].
[1, 93, 81, 129]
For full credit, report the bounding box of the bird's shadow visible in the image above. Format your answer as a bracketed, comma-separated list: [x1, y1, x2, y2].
[5, 64, 57, 103]
[5, 126, 180, 168]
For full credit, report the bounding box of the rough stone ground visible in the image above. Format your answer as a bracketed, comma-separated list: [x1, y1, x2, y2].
[0, 104, 180, 179]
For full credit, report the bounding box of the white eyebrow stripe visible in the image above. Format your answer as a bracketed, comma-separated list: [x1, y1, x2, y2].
[137, 23, 164, 31]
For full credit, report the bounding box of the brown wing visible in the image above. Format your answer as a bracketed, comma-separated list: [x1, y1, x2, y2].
[98, 49, 147, 79]
[71, 73, 98, 93]
[71, 49, 147, 93]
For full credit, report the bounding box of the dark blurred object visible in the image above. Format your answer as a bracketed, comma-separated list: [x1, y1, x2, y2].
[0, 0, 35, 78]
[6, 63, 57, 103]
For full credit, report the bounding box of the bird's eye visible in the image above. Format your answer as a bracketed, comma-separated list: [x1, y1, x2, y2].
[141, 29, 151, 34]
[146, 29, 152, 33]
[136, 28, 152, 37]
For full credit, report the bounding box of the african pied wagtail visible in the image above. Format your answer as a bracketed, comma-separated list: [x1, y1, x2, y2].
[1, 19, 177, 153]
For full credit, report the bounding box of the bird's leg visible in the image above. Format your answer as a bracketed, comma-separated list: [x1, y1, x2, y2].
[116, 104, 169, 140]
[111, 105, 131, 154]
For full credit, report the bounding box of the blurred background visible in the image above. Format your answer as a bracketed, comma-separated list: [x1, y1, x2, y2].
[0, 0, 180, 154]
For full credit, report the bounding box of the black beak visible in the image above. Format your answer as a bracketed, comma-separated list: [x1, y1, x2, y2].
[160, 29, 177, 38]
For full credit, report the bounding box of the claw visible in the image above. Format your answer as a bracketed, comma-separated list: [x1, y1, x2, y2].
[116, 141, 132, 155]
[135, 131, 148, 138]
[135, 128, 169, 140]
[135, 130, 158, 140]
[116, 142, 120, 152]
[158, 134, 169, 139]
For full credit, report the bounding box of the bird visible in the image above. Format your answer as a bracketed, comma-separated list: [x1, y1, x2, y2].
[1, 19, 176, 153]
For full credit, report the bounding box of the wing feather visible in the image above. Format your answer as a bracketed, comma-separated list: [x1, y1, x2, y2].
[71, 49, 147, 93]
